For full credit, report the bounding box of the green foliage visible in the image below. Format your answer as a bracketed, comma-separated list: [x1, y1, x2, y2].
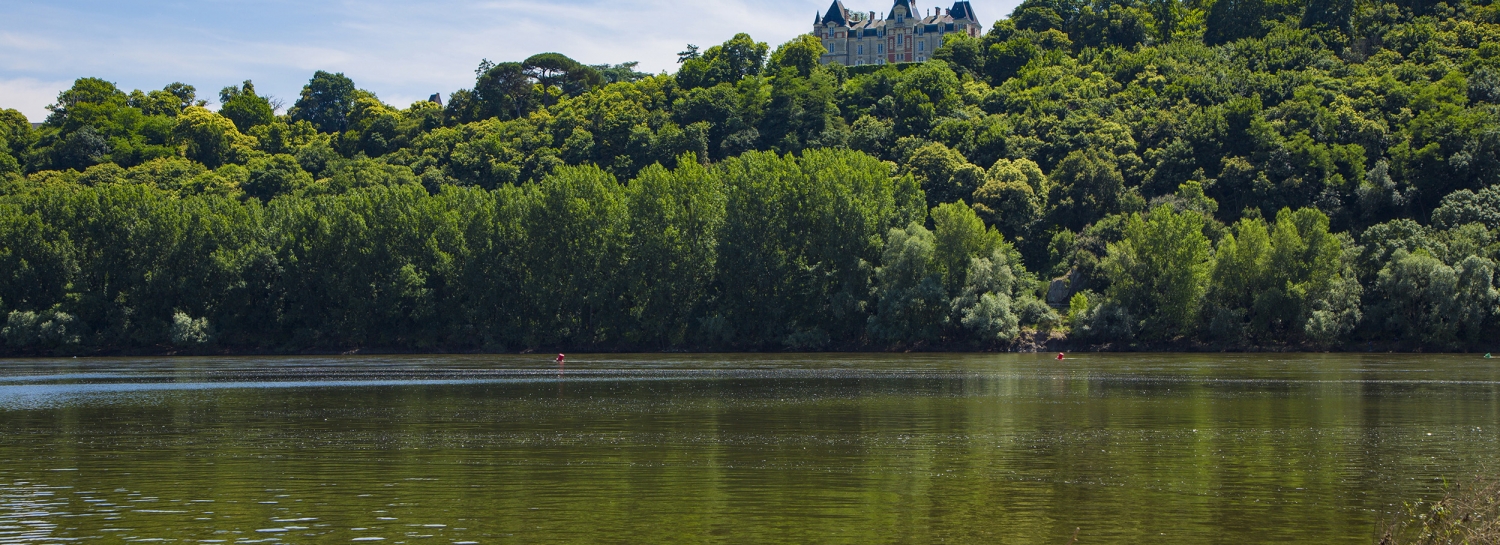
[592, 62, 651, 84]
[1102, 205, 1214, 340]
[524, 53, 604, 99]
[1049, 149, 1126, 231]
[1371, 250, 1498, 347]
[892, 62, 962, 135]
[973, 158, 1047, 242]
[173, 107, 255, 168]
[715, 149, 916, 347]
[218, 81, 276, 133]
[761, 66, 844, 153]
[954, 248, 1024, 341]
[243, 154, 313, 201]
[768, 35, 828, 79]
[3, 308, 81, 348]
[1205, 0, 1274, 45]
[170, 311, 211, 346]
[0, 209, 77, 317]
[905, 142, 984, 208]
[677, 33, 769, 90]
[986, 37, 1040, 83]
[1205, 207, 1352, 343]
[290, 71, 358, 133]
[519, 164, 629, 345]
[9, 1, 1500, 350]
[869, 221, 949, 343]
[46, 77, 130, 126]
[934, 34, 987, 77]
[1431, 185, 1500, 230]
[870, 204, 1037, 346]
[0, 109, 32, 175]
[624, 156, 726, 346]
[932, 201, 1006, 292]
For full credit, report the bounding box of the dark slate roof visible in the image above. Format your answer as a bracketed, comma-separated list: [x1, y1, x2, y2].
[822, 0, 849, 26]
[948, 0, 976, 21]
[890, 0, 914, 19]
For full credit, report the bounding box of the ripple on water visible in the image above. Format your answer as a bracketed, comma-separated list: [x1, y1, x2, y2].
[1, 353, 1498, 544]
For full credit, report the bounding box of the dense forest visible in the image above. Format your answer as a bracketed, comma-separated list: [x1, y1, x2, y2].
[2, 0, 1499, 353]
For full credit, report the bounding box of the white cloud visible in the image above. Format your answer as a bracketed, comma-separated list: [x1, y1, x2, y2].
[0, 0, 1020, 118]
[0, 78, 69, 122]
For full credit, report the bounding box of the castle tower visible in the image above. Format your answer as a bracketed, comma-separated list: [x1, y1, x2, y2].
[815, 0, 983, 67]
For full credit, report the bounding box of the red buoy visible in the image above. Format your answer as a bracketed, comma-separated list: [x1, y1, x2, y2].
[1056, 352, 1065, 360]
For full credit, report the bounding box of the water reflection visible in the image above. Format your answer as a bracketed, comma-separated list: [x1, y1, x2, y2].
[0, 353, 1497, 543]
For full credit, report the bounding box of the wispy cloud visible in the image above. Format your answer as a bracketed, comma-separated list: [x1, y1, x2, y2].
[0, 0, 1018, 121]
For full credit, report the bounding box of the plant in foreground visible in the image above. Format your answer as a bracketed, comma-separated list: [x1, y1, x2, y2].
[1381, 475, 1500, 545]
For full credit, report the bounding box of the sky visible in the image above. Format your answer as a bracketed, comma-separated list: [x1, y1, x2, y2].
[0, 0, 1022, 123]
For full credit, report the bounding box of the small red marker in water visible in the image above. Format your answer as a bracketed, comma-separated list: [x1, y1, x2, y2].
[1056, 352, 1066, 361]
[556, 353, 565, 365]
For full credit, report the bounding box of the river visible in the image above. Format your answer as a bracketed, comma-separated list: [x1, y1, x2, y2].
[1, 353, 1497, 543]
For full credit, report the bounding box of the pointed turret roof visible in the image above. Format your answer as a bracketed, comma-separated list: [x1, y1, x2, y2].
[889, 0, 915, 19]
[822, 0, 850, 26]
[948, 0, 977, 21]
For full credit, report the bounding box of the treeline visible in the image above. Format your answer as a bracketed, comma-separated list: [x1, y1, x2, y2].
[1, 151, 1036, 351]
[1, 0, 1499, 352]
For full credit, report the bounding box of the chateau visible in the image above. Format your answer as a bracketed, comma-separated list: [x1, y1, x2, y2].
[814, 0, 982, 66]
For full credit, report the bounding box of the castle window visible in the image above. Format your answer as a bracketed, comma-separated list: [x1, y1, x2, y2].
[917, 41, 924, 52]
[877, 43, 884, 54]
[858, 44, 864, 55]
[896, 35, 903, 45]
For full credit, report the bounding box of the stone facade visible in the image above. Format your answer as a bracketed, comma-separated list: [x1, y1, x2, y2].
[814, 0, 981, 66]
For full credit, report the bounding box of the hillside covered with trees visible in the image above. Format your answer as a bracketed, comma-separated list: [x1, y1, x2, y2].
[1, 0, 1499, 353]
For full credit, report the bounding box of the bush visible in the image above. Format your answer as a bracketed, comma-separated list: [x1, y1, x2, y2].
[1380, 475, 1500, 545]
[170, 311, 212, 346]
[1370, 250, 1498, 347]
[3, 309, 82, 348]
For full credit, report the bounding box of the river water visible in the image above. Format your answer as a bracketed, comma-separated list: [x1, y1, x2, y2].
[1, 353, 1497, 544]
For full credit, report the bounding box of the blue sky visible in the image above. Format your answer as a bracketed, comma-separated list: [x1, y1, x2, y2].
[0, 0, 1021, 122]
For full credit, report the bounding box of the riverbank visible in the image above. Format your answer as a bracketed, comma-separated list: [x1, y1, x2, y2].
[3, 330, 1492, 358]
[1380, 475, 1500, 544]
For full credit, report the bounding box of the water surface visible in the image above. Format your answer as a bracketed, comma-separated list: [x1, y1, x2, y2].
[2, 353, 1498, 544]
